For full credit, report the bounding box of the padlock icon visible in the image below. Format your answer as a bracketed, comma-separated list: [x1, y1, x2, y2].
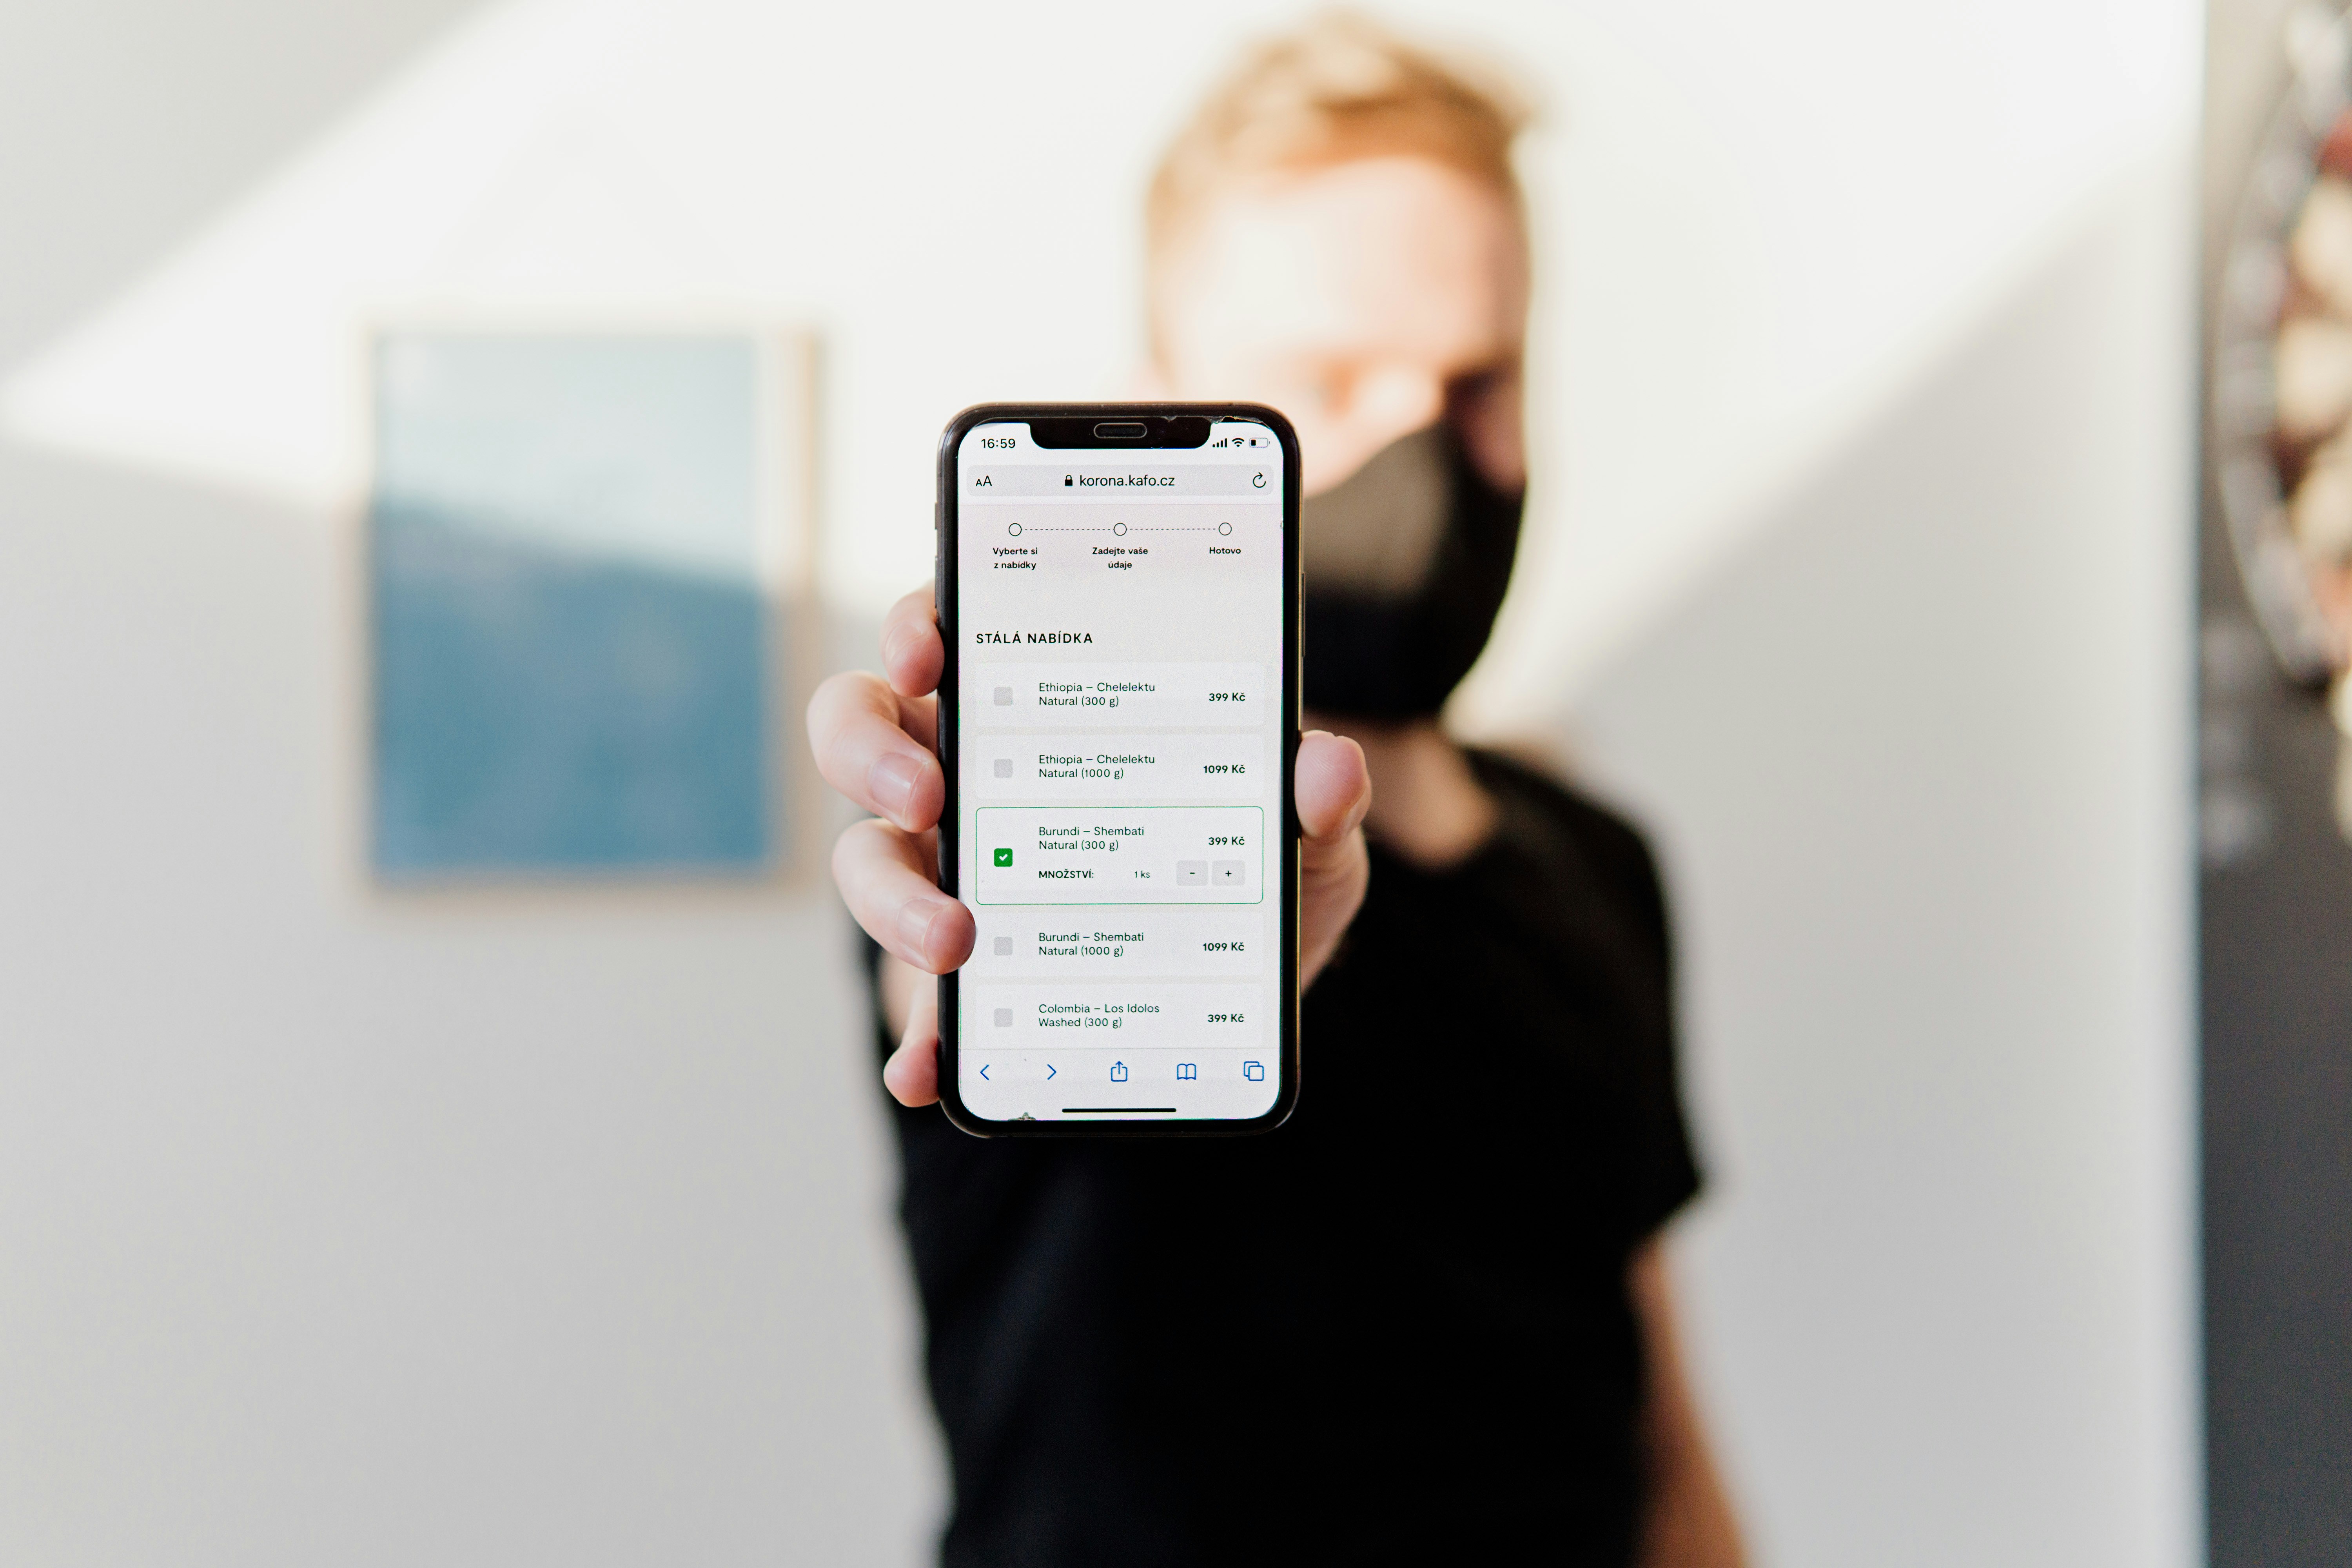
[1109, 1061, 1128, 1082]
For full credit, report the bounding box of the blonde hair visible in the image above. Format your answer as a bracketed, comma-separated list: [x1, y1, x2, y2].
[1146, 11, 1534, 329]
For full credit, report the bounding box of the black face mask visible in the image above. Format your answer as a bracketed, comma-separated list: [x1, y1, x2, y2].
[1301, 423, 1525, 720]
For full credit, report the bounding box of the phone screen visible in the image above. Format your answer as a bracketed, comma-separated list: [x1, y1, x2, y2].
[945, 414, 1293, 1128]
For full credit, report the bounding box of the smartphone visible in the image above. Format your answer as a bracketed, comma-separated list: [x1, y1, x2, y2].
[933, 403, 1301, 1136]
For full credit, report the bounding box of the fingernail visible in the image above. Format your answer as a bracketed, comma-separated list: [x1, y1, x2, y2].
[897, 897, 948, 961]
[869, 751, 923, 823]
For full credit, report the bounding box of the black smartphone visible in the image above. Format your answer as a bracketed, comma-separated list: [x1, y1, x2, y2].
[933, 403, 1302, 1136]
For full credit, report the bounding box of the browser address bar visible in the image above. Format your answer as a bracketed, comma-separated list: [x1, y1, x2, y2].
[962, 466, 1273, 498]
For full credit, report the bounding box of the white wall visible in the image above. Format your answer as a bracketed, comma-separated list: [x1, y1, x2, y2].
[0, 0, 478, 369]
[0, 446, 941, 1563]
[0, 2, 2202, 1564]
[1567, 154, 2200, 1565]
[2, 0, 2200, 718]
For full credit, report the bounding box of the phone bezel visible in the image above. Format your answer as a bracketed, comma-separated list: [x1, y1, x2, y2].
[933, 401, 1303, 1138]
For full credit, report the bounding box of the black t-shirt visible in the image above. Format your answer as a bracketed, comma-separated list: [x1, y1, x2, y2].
[876, 752, 1701, 1567]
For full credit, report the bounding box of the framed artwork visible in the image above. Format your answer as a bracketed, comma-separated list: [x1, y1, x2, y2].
[366, 327, 815, 880]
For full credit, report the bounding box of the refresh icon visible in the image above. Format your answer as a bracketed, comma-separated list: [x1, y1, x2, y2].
[1251, 472, 1267, 489]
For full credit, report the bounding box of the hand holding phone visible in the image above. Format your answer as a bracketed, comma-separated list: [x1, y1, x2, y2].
[807, 407, 1370, 1131]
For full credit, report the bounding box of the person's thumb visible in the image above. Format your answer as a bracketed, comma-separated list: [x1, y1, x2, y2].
[1295, 730, 1371, 986]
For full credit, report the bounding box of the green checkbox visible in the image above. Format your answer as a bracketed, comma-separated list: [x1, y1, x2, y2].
[993, 848, 1013, 867]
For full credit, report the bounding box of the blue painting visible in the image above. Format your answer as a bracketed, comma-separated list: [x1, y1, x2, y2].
[370, 333, 779, 876]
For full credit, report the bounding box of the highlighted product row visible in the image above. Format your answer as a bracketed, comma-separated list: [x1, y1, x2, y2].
[973, 807, 1265, 904]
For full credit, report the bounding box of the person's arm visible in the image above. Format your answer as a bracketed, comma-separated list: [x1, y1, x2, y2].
[811, 584, 1374, 1106]
[1629, 1237, 1746, 1568]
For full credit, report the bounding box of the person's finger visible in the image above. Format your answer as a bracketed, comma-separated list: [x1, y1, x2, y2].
[832, 818, 975, 973]
[807, 670, 942, 832]
[1296, 729, 1372, 844]
[882, 980, 942, 1107]
[1294, 730, 1372, 988]
[881, 584, 944, 700]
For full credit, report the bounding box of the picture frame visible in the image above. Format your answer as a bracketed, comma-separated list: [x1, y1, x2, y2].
[359, 321, 819, 885]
